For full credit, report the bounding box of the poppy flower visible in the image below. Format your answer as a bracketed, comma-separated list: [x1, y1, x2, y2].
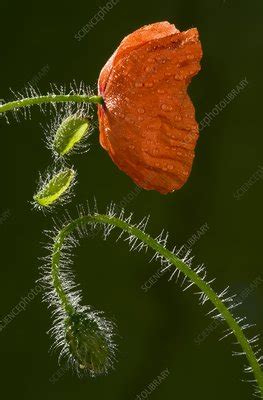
[98, 21, 202, 194]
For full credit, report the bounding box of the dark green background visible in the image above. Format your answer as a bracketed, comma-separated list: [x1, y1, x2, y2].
[0, 0, 263, 399]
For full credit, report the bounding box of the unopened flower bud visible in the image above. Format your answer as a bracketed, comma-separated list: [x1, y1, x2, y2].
[65, 310, 115, 376]
[53, 115, 90, 156]
[34, 167, 76, 208]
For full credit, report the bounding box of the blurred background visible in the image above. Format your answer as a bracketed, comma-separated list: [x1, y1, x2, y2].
[0, 0, 263, 398]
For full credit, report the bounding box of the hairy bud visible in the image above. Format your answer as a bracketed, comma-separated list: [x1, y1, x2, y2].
[52, 115, 90, 156]
[65, 310, 115, 376]
[34, 167, 76, 208]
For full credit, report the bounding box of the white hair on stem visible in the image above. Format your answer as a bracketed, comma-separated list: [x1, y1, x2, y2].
[39, 201, 263, 397]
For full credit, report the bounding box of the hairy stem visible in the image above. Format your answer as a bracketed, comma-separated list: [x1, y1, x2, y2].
[51, 213, 263, 396]
[0, 94, 103, 114]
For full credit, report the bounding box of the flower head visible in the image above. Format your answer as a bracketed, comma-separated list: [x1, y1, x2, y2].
[98, 21, 202, 194]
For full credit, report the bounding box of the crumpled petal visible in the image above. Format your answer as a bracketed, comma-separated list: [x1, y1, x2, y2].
[99, 22, 179, 94]
[98, 22, 202, 194]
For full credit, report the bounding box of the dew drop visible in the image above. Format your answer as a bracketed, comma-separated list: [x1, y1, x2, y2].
[145, 82, 154, 88]
[161, 104, 173, 112]
[145, 66, 152, 73]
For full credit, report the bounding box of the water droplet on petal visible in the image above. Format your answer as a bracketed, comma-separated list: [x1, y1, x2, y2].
[161, 104, 173, 112]
[145, 66, 152, 73]
[145, 82, 154, 88]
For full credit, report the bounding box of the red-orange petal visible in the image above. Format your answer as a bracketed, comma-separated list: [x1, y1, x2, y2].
[98, 22, 202, 194]
[98, 22, 178, 94]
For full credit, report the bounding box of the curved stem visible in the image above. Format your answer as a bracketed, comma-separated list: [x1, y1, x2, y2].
[51, 213, 263, 396]
[0, 94, 103, 114]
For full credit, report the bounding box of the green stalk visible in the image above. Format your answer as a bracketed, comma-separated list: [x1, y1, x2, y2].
[0, 94, 103, 114]
[51, 213, 263, 396]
